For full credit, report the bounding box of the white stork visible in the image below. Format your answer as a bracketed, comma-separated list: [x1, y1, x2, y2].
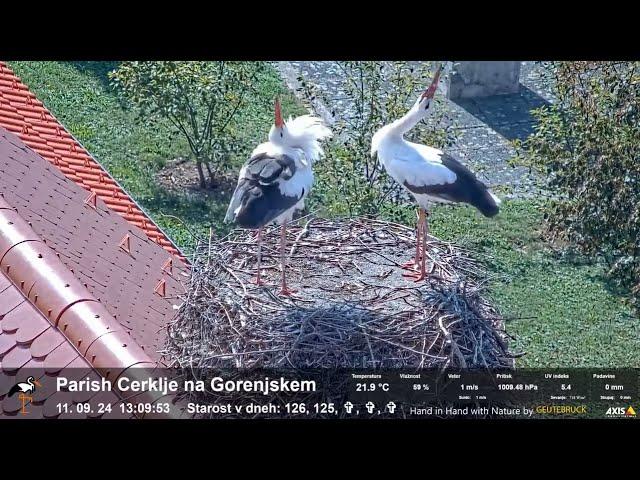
[8, 376, 41, 397]
[371, 64, 501, 282]
[225, 99, 332, 295]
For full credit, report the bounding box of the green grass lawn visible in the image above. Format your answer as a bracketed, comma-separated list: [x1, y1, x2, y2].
[9, 61, 638, 368]
[428, 200, 639, 367]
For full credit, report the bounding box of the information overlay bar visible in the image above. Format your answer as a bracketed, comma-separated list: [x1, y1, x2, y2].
[1, 369, 637, 419]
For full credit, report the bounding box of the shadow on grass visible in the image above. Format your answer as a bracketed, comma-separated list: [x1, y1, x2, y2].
[141, 183, 232, 249]
[70, 62, 120, 90]
[585, 264, 635, 303]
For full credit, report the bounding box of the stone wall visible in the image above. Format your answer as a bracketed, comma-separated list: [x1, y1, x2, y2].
[447, 61, 521, 99]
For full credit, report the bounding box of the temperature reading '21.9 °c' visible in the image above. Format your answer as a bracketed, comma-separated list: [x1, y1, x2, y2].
[356, 383, 390, 392]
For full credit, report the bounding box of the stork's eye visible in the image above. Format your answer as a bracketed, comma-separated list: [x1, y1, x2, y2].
[424, 102, 430, 110]
[280, 132, 283, 137]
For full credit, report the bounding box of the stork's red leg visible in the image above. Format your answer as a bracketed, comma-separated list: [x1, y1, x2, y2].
[278, 222, 297, 296]
[400, 225, 421, 270]
[254, 227, 265, 286]
[401, 208, 422, 270]
[403, 209, 428, 282]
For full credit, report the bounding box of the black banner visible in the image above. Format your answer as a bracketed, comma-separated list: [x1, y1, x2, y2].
[1, 369, 638, 419]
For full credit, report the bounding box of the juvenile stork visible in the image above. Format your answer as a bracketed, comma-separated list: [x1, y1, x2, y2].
[225, 99, 332, 295]
[371, 64, 501, 281]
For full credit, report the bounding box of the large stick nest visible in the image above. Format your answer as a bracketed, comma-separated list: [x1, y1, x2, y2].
[164, 216, 518, 370]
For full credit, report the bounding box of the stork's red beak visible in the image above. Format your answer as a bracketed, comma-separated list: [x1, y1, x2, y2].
[35, 379, 42, 388]
[421, 63, 443, 100]
[274, 98, 284, 128]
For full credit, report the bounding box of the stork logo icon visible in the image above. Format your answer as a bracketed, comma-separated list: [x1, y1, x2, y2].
[8, 376, 42, 415]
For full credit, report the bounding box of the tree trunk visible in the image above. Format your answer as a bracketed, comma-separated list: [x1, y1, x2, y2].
[196, 160, 206, 189]
[205, 161, 216, 186]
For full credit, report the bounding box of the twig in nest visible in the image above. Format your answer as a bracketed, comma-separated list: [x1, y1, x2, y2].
[290, 218, 314, 256]
[437, 314, 468, 368]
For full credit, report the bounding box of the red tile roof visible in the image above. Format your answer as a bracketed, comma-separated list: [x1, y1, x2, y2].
[0, 61, 182, 258]
[0, 128, 188, 359]
[0, 126, 185, 419]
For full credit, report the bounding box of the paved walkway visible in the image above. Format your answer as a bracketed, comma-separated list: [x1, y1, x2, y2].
[277, 61, 555, 198]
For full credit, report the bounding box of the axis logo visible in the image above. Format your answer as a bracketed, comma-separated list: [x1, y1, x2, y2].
[605, 406, 636, 417]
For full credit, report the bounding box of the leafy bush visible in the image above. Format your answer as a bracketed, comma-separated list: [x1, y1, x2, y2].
[518, 62, 640, 308]
[110, 61, 266, 188]
[298, 62, 456, 222]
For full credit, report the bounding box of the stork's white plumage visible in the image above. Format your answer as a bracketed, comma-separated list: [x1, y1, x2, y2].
[225, 99, 332, 295]
[371, 64, 501, 281]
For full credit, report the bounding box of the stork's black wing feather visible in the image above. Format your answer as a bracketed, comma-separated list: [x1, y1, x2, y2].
[225, 153, 302, 229]
[7, 383, 21, 397]
[403, 153, 499, 217]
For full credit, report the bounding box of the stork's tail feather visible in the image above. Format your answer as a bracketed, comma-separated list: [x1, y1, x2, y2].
[225, 186, 245, 224]
[7, 384, 20, 397]
[478, 190, 501, 217]
[224, 204, 235, 223]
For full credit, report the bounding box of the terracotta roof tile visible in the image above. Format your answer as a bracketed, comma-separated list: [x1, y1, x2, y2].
[30, 327, 65, 358]
[31, 372, 60, 403]
[0, 69, 185, 419]
[43, 391, 74, 418]
[21, 358, 45, 379]
[0, 129, 188, 358]
[0, 230, 178, 422]
[43, 342, 79, 374]
[15, 321, 50, 346]
[0, 290, 24, 317]
[0, 274, 10, 291]
[70, 371, 102, 403]
[2, 392, 23, 414]
[0, 61, 182, 258]
[2, 345, 32, 372]
[0, 332, 17, 356]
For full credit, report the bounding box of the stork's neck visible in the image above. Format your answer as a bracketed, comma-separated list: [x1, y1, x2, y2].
[284, 136, 313, 161]
[253, 141, 309, 168]
[386, 105, 423, 137]
[268, 136, 315, 167]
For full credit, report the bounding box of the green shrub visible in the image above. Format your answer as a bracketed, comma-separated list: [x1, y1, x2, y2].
[110, 62, 267, 188]
[518, 62, 640, 308]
